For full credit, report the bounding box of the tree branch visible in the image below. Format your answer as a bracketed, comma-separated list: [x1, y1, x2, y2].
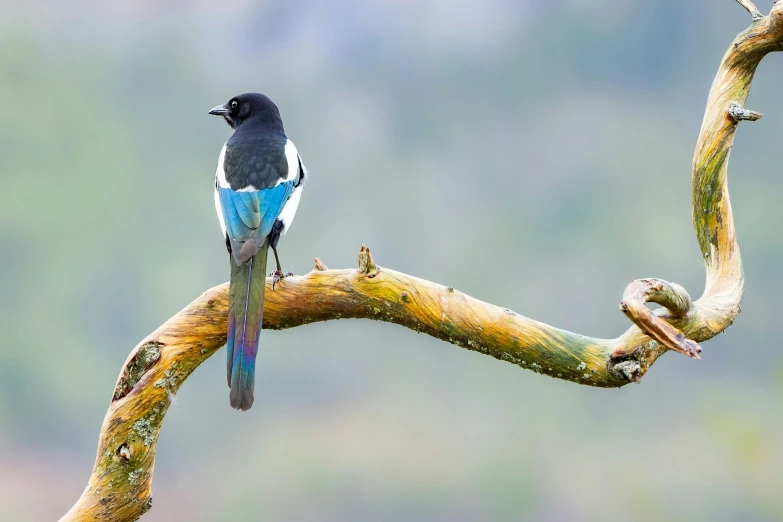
[60, 4, 783, 521]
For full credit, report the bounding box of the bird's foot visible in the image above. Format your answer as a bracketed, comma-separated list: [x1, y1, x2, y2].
[270, 270, 294, 290]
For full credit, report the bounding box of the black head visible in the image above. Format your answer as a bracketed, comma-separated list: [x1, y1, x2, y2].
[208, 93, 284, 132]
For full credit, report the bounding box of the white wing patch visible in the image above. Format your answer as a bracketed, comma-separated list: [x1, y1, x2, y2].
[299, 155, 310, 183]
[279, 148, 307, 234]
[214, 184, 227, 237]
[279, 183, 303, 234]
[215, 144, 230, 188]
[281, 139, 300, 185]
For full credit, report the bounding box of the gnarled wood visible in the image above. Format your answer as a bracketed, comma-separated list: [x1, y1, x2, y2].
[617, 278, 699, 360]
[60, 3, 783, 521]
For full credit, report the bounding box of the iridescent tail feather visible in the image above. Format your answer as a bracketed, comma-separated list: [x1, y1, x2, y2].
[226, 240, 268, 411]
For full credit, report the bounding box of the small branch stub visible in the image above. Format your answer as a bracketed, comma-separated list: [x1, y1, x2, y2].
[313, 257, 329, 271]
[728, 101, 762, 122]
[357, 244, 380, 277]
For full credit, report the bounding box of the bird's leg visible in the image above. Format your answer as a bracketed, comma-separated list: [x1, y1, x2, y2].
[270, 246, 293, 290]
[268, 222, 293, 290]
[272, 245, 283, 273]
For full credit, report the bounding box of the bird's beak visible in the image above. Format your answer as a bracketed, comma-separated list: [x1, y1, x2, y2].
[208, 104, 229, 116]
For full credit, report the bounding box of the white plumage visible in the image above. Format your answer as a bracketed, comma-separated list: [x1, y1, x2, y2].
[279, 139, 307, 234]
[214, 185, 227, 237]
[215, 144, 229, 188]
[279, 183, 303, 234]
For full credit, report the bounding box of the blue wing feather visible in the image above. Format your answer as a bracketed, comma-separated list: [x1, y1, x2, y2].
[218, 182, 295, 243]
[237, 191, 260, 211]
[234, 194, 261, 230]
[219, 188, 247, 241]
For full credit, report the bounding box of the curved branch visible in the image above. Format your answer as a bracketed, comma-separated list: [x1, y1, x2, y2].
[618, 278, 699, 360]
[60, 4, 783, 521]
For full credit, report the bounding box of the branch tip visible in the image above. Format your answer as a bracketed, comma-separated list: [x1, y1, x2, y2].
[736, 0, 762, 21]
[728, 101, 762, 122]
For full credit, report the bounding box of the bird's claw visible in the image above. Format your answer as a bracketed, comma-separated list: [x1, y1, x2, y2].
[270, 270, 294, 290]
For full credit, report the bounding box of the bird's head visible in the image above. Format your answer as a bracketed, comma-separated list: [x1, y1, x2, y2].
[208, 93, 284, 131]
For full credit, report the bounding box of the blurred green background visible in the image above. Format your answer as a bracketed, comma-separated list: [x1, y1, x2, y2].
[2, 1, 783, 520]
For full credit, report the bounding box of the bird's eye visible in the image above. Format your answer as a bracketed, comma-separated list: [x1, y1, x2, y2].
[230, 100, 238, 109]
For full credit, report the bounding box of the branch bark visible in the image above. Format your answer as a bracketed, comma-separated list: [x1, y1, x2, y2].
[60, 4, 783, 521]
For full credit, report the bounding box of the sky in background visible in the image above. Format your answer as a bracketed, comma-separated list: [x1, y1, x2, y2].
[2, 1, 783, 521]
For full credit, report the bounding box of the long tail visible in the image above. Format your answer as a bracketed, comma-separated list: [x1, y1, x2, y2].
[226, 239, 269, 411]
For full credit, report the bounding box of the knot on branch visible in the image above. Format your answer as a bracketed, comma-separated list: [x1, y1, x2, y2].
[357, 244, 380, 277]
[141, 496, 153, 516]
[611, 360, 642, 383]
[117, 443, 131, 461]
[728, 101, 762, 122]
[615, 278, 700, 360]
[113, 341, 163, 400]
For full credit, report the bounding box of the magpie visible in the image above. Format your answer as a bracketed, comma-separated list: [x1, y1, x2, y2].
[209, 93, 307, 410]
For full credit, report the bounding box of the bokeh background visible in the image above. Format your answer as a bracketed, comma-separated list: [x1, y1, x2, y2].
[2, 1, 783, 520]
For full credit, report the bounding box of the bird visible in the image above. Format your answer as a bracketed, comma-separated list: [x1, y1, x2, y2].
[209, 93, 307, 410]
